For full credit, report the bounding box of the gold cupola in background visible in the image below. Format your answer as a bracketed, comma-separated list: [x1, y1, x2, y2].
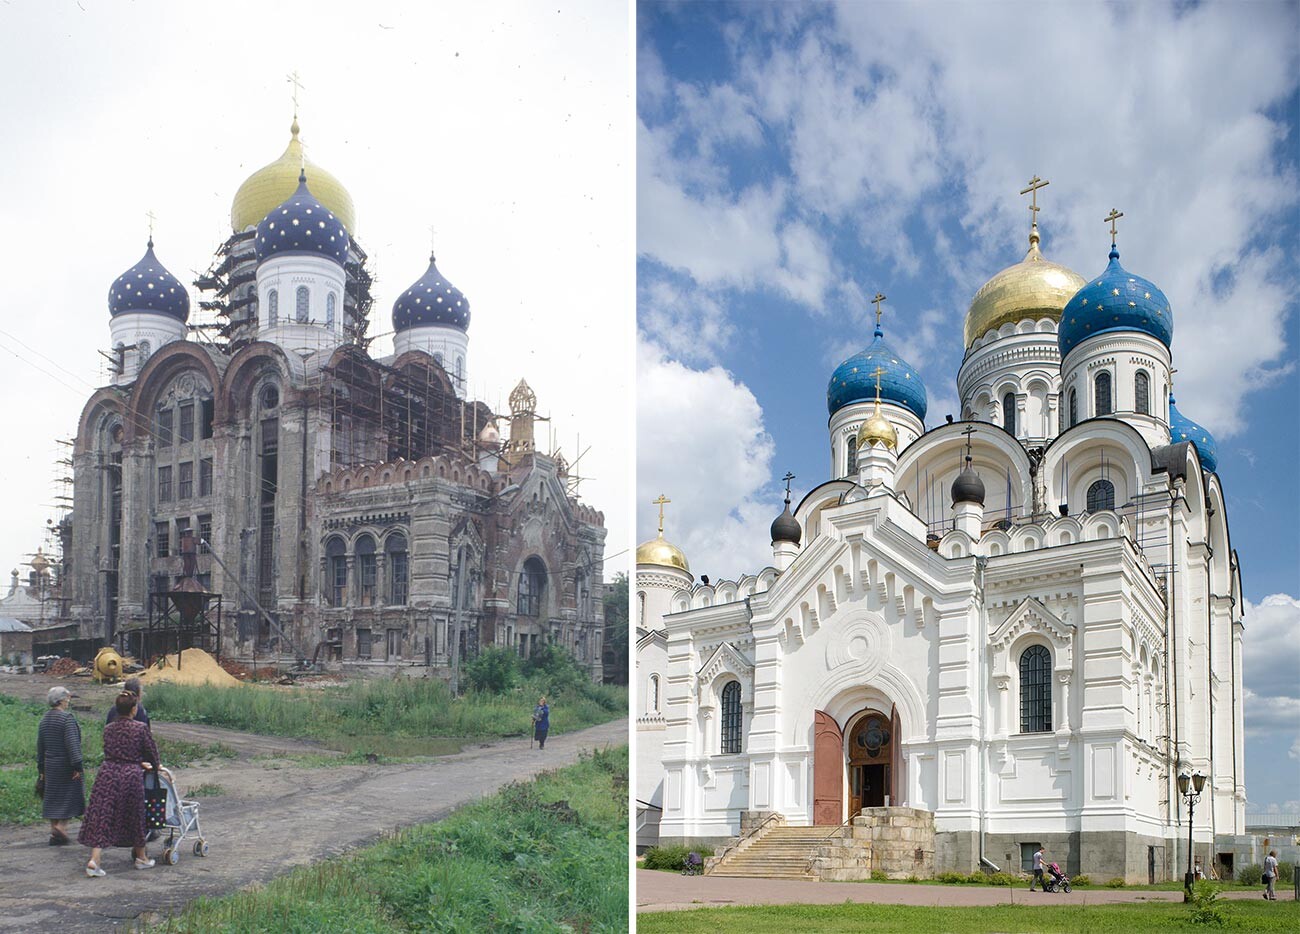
[962, 176, 1085, 348]
[230, 117, 357, 234]
[856, 364, 899, 451]
[636, 494, 691, 574]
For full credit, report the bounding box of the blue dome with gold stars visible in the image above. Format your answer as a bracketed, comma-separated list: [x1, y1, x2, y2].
[254, 171, 349, 267]
[827, 323, 927, 421]
[392, 253, 470, 332]
[1059, 244, 1172, 359]
[1169, 393, 1218, 473]
[108, 240, 190, 321]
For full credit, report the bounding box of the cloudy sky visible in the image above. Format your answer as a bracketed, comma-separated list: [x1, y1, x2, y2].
[0, 2, 632, 585]
[637, 2, 1299, 810]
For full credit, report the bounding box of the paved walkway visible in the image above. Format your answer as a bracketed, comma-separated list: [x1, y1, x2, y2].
[636, 869, 1295, 912]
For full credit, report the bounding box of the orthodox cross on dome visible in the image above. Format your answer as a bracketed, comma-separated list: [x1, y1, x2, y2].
[429, 224, 437, 259]
[287, 70, 305, 118]
[145, 209, 156, 245]
[652, 494, 671, 536]
[781, 471, 795, 505]
[1104, 208, 1124, 244]
[871, 365, 886, 404]
[961, 424, 976, 463]
[1019, 175, 1049, 242]
[871, 292, 887, 329]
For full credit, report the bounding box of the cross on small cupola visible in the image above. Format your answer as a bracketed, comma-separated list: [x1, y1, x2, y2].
[1019, 175, 1049, 245]
[145, 209, 156, 246]
[652, 493, 671, 536]
[871, 292, 887, 329]
[782, 471, 795, 505]
[1104, 208, 1124, 245]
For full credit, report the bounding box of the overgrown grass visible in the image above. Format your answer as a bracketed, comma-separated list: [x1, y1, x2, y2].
[637, 900, 1298, 933]
[144, 674, 626, 752]
[0, 693, 235, 825]
[160, 745, 629, 933]
[184, 783, 225, 797]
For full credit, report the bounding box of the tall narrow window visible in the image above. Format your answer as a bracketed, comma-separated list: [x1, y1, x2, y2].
[296, 286, 310, 323]
[386, 533, 409, 606]
[155, 521, 170, 558]
[846, 436, 858, 476]
[1069, 389, 1078, 427]
[197, 514, 212, 548]
[326, 537, 347, 607]
[1019, 644, 1052, 733]
[200, 398, 214, 438]
[456, 355, 464, 386]
[157, 465, 173, 502]
[179, 403, 194, 442]
[649, 674, 661, 713]
[1087, 478, 1115, 512]
[177, 461, 193, 500]
[1002, 392, 1017, 437]
[1135, 371, 1150, 415]
[267, 289, 278, 326]
[199, 457, 213, 496]
[357, 628, 372, 660]
[721, 680, 743, 753]
[518, 557, 546, 616]
[1094, 371, 1112, 416]
[156, 408, 173, 447]
[356, 534, 377, 607]
[326, 292, 337, 329]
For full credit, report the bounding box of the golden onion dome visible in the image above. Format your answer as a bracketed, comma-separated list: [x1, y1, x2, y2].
[635, 533, 691, 574]
[857, 405, 898, 451]
[963, 227, 1086, 348]
[230, 118, 357, 234]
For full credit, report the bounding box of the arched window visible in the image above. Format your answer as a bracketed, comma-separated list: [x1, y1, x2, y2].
[1087, 479, 1115, 512]
[326, 292, 337, 329]
[386, 533, 408, 606]
[433, 352, 444, 367]
[1019, 644, 1052, 733]
[295, 286, 310, 323]
[267, 289, 278, 326]
[720, 680, 743, 753]
[1002, 392, 1017, 437]
[846, 436, 858, 476]
[1094, 371, 1112, 416]
[637, 591, 646, 626]
[325, 537, 347, 607]
[138, 339, 152, 362]
[355, 534, 377, 607]
[1134, 371, 1150, 415]
[456, 355, 464, 386]
[517, 556, 546, 616]
[1069, 389, 1078, 427]
[649, 674, 660, 713]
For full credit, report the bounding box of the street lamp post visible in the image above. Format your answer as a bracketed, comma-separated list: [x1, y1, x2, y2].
[1178, 768, 1208, 900]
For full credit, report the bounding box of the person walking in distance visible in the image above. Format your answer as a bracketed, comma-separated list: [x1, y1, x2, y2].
[1030, 846, 1047, 892]
[36, 686, 84, 846]
[532, 696, 550, 751]
[1263, 849, 1279, 900]
[106, 677, 150, 728]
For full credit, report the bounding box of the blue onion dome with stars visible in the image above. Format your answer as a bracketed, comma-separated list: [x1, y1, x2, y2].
[827, 322, 927, 421]
[108, 239, 190, 321]
[392, 252, 470, 332]
[254, 170, 350, 267]
[1169, 393, 1218, 473]
[1059, 243, 1172, 359]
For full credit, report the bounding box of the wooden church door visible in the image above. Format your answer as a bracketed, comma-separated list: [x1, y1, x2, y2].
[812, 710, 843, 825]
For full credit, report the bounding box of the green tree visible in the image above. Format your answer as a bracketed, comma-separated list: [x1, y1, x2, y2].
[602, 572, 629, 685]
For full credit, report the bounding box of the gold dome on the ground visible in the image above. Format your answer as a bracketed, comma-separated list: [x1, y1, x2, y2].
[963, 228, 1085, 348]
[230, 119, 357, 234]
[636, 533, 690, 573]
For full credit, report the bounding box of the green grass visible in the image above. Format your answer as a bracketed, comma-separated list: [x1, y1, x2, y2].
[159, 745, 629, 933]
[184, 783, 225, 797]
[0, 693, 236, 825]
[143, 675, 625, 755]
[637, 900, 1298, 933]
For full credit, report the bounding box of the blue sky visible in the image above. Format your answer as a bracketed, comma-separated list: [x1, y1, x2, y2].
[637, 2, 1299, 811]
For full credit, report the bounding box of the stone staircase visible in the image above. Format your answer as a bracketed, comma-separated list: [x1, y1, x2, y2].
[707, 825, 834, 879]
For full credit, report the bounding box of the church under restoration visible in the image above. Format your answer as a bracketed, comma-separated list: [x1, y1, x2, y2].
[636, 200, 1244, 883]
[65, 118, 607, 679]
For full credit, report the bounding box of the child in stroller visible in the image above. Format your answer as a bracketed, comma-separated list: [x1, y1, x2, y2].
[1044, 861, 1072, 893]
[681, 851, 703, 875]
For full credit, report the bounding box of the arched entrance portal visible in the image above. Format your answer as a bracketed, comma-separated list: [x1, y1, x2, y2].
[813, 703, 905, 824]
[847, 709, 893, 813]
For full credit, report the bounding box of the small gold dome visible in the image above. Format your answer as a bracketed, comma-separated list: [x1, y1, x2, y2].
[635, 533, 690, 573]
[230, 119, 357, 233]
[857, 406, 898, 451]
[963, 229, 1086, 348]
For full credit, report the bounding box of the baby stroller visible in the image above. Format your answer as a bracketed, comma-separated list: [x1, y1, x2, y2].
[150, 767, 209, 865]
[1044, 861, 1072, 893]
[681, 851, 703, 875]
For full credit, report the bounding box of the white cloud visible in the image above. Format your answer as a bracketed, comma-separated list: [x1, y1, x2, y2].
[1243, 594, 1300, 707]
[636, 339, 778, 581]
[637, 275, 735, 366]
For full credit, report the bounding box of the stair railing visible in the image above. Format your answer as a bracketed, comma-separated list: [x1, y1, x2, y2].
[711, 812, 784, 867]
[805, 812, 859, 875]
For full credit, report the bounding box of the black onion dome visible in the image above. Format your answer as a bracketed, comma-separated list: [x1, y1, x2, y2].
[770, 503, 801, 545]
[951, 461, 985, 506]
[392, 252, 470, 332]
[108, 240, 190, 321]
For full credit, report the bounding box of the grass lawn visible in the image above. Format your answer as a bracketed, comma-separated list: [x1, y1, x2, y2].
[0, 693, 234, 825]
[157, 745, 629, 933]
[637, 900, 1298, 933]
[142, 674, 626, 755]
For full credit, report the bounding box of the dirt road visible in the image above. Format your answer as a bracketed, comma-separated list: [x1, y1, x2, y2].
[0, 677, 626, 932]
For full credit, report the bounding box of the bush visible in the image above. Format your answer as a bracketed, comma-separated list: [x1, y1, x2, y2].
[905, 874, 921, 884]
[986, 871, 1017, 886]
[1071, 874, 1092, 887]
[463, 646, 519, 693]
[1105, 877, 1127, 888]
[936, 871, 967, 884]
[870, 869, 888, 881]
[642, 844, 695, 872]
[1279, 861, 1295, 884]
[1236, 863, 1263, 886]
[1188, 879, 1228, 926]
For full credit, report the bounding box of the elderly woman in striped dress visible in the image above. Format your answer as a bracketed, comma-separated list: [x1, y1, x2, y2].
[36, 685, 85, 845]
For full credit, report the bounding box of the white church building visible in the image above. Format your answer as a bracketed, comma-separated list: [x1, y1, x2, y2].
[636, 205, 1245, 883]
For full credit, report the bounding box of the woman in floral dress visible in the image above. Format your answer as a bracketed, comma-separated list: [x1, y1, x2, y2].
[78, 691, 160, 877]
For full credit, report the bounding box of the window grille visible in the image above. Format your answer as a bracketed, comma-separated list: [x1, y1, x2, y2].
[267, 289, 278, 326]
[326, 537, 347, 607]
[296, 286, 310, 323]
[326, 293, 336, 329]
[1019, 644, 1052, 733]
[356, 535, 377, 607]
[157, 466, 172, 502]
[357, 628, 372, 660]
[1069, 389, 1078, 427]
[199, 458, 213, 496]
[179, 403, 194, 442]
[155, 522, 170, 558]
[1002, 392, 1017, 436]
[721, 681, 743, 753]
[1135, 371, 1150, 415]
[846, 436, 857, 476]
[386, 533, 409, 605]
[197, 514, 212, 547]
[518, 557, 546, 616]
[156, 409, 173, 447]
[1087, 479, 1115, 512]
[1094, 371, 1112, 416]
[177, 461, 193, 500]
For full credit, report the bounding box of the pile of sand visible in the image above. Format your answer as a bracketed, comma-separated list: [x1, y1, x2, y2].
[138, 648, 242, 688]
